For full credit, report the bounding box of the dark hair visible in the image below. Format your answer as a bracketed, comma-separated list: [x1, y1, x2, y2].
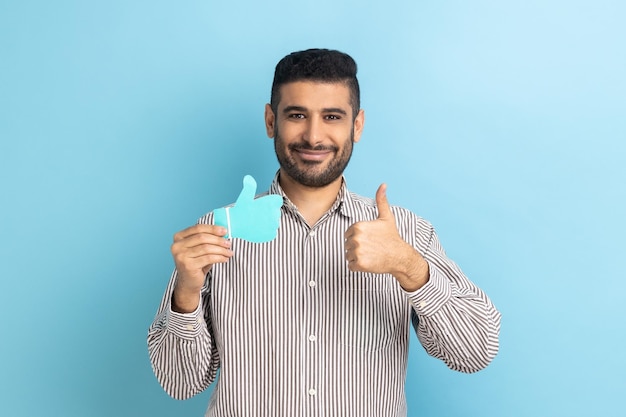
[270, 48, 360, 119]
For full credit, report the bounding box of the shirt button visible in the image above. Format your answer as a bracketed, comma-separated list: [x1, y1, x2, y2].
[309, 230, 316, 237]
[308, 335, 317, 342]
[308, 388, 317, 396]
[418, 300, 428, 309]
[308, 280, 316, 287]
[185, 324, 194, 331]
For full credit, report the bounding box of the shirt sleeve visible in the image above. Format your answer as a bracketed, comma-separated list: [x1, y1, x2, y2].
[404, 218, 501, 373]
[147, 268, 220, 399]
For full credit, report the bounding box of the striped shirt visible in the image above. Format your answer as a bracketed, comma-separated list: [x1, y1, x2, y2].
[147, 176, 501, 417]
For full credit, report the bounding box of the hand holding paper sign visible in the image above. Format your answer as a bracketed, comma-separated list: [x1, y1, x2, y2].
[213, 175, 283, 243]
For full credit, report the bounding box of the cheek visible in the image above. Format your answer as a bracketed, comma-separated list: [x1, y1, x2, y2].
[277, 123, 303, 140]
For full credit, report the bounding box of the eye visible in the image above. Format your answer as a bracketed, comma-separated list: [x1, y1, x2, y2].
[288, 113, 305, 119]
[325, 114, 342, 121]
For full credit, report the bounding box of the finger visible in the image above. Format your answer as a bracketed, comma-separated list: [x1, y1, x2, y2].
[344, 222, 361, 240]
[174, 224, 228, 241]
[344, 235, 357, 252]
[174, 232, 230, 248]
[235, 174, 257, 206]
[344, 246, 353, 262]
[174, 249, 233, 272]
[172, 235, 231, 258]
[184, 243, 234, 259]
[201, 264, 216, 276]
[375, 183, 393, 220]
[346, 258, 361, 272]
[190, 254, 233, 269]
[178, 253, 232, 275]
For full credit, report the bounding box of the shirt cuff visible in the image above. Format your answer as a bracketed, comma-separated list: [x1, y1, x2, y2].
[164, 301, 206, 340]
[404, 261, 452, 317]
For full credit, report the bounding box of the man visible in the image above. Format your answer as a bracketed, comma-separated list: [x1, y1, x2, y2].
[148, 48, 501, 416]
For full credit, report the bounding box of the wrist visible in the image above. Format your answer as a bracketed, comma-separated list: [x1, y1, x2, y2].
[392, 245, 429, 292]
[172, 287, 201, 313]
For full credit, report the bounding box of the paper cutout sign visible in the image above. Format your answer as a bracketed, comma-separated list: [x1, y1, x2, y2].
[213, 175, 283, 243]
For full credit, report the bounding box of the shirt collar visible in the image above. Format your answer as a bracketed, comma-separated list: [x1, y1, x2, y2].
[268, 171, 357, 220]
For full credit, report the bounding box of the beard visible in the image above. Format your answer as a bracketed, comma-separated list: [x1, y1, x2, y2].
[273, 127, 354, 188]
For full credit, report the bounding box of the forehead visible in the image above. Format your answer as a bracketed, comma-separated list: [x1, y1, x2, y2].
[277, 81, 352, 111]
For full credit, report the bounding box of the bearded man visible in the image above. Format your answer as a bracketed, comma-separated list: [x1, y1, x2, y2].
[148, 48, 501, 417]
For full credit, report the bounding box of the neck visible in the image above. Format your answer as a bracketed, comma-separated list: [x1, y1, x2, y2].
[278, 169, 343, 227]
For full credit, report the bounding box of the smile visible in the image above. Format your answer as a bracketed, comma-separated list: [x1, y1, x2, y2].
[294, 149, 333, 162]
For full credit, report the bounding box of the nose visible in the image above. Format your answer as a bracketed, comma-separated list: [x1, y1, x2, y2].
[302, 116, 323, 145]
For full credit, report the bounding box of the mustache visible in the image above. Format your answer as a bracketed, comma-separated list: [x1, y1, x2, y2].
[288, 143, 339, 152]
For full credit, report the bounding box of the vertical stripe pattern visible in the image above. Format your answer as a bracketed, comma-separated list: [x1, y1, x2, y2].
[147, 176, 501, 417]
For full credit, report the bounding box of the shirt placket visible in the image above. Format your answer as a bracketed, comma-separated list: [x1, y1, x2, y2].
[302, 224, 321, 416]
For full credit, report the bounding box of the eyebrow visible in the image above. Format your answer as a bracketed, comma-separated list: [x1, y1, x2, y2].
[282, 105, 348, 116]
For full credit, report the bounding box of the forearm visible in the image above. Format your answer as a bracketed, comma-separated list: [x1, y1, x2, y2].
[391, 243, 430, 292]
[407, 224, 501, 373]
[172, 286, 202, 313]
[409, 264, 501, 373]
[147, 270, 220, 399]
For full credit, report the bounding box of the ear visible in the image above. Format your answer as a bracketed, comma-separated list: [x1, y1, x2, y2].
[352, 109, 365, 143]
[264, 104, 276, 138]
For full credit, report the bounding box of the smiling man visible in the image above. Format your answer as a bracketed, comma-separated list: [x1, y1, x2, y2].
[148, 49, 501, 417]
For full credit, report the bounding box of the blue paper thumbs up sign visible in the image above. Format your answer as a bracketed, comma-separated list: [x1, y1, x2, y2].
[213, 175, 283, 243]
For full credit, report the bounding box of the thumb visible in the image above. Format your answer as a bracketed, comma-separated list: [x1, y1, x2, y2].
[235, 175, 257, 206]
[375, 183, 393, 220]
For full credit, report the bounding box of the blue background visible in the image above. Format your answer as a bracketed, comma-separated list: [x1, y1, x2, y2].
[1, 1, 624, 416]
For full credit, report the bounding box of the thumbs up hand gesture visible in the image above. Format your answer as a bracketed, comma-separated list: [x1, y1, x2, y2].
[213, 175, 283, 243]
[344, 184, 429, 291]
